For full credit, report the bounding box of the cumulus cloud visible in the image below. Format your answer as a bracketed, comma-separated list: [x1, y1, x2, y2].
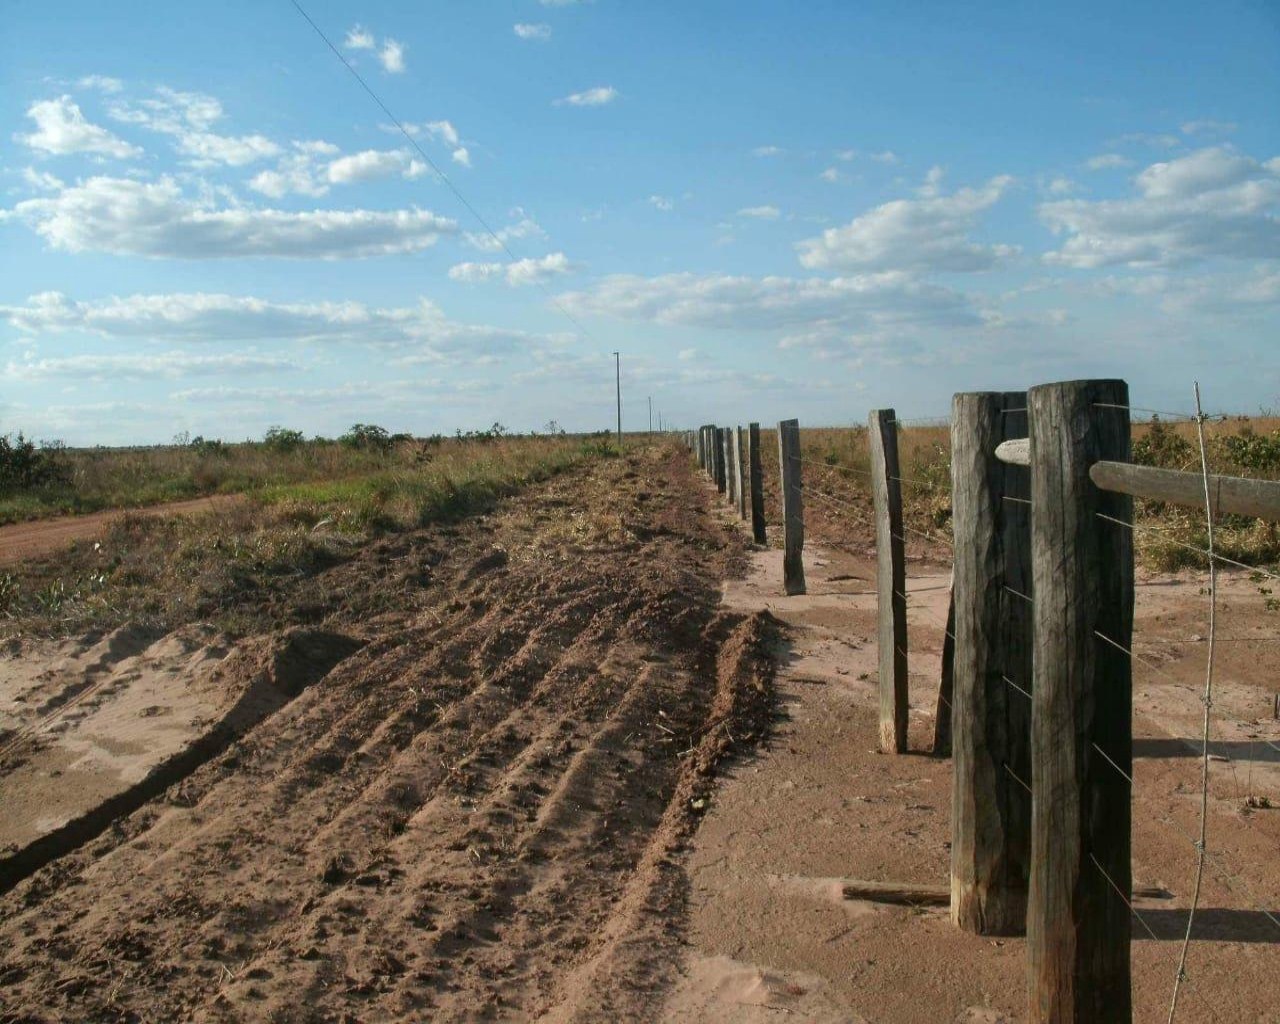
[344, 25, 375, 49]
[737, 205, 781, 220]
[105, 86, 278, 166]
[379, 39, 407, 73]
[0, 292, 546, 362]
[463, 213, 545, 253]
[514, 23, 552, 40]
[795, 176, 1016, 273]
[16, 96, 140, 159]
[649, 195, 674, 211]
[558, 271, 980, 338]
[1182, 120, 1237, 137]
[1086, 153, 1132, 170]
[449, 252, 573, 286]
[325, 148, 424, 184]
[77, 75, 124, 93]
[554, 86, 617, 107]
[4, 350, 297, 381]
[819, 167, 841, 183]
[395, 120, 470, 169]
[1040, 147, 1280, 268]
[3, 176, 457, 259]
[870, 151, 899, 165]
[753, 145, 783, 157]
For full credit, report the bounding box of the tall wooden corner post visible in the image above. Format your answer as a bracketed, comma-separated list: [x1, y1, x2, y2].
[748, 423, 767, 543]
[869, 409, 908, 753]
[950, 392, 1033, 936]
[1027, 380, 1133, 1024]
[777, 419, 805, 595]
[713, 427, 728, 493]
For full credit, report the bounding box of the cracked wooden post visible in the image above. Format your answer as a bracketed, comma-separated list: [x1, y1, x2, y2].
[725, 428, 739, 508]
[777, 419, 805, 595]
[713, 427, 727, 494]
[696, 425, 706, 471]
[735, 426, 748, 520]
[748, 422, 767, 544]
[1027, 379, 1133, 1024]
[950, 391, 1032, 936]
[869, 408, 907, 753]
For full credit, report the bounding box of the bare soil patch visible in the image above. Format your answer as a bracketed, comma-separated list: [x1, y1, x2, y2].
[666, 492, 1280, 1023]
[0, 446, 778, 1023]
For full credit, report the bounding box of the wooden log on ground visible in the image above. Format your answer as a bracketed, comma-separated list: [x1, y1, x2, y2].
[842, 880, 950, 906]
[933, 582, 955, 758]
[749, 422, 767, 544]
[869, 408, 908, 754]
[950, 391, 1033, 936]
[1027, 379, 1133, 1024]
[777, 419, 806, 595]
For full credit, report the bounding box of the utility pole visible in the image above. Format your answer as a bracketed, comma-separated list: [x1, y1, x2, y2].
[612, 351, 621, 444]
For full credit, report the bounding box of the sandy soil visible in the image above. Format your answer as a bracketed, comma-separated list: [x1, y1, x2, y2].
[0, 447, 777, 1023]
[0, 494, 243, 567]
[0, 446, 1276, 1023]
[665, 489, 1280, 1024]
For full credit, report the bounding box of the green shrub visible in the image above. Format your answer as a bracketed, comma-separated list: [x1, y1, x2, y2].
[0, 433, 70, 491]
[1131, 417, 1194, 469]
[263, 426, 306, 453]
[339, 423, 394, 453]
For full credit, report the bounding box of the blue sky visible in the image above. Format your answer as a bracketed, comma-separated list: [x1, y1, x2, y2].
[2, 0, 1278, 444]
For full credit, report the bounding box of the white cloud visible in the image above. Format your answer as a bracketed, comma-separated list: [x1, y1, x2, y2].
[22, 167, 65, 192]
[753, 145, 783, 157]
[16, 96, 140, 159]
[554, 86, 617, 107]
[1041, 147, 1280, 268]
[1181, 120, 1237, 137]
[325, 148, 422, 184]
[3, 176, 457, 259]
[1114, 132, 1181, 149]
[795, 175, 1016, 273]
[677, 348, 697, 361]
[177, 131, 280, 167]
[1044, 176, 1079, 196]
[379, 39, 406, 73]
[870, 150, 899, 164]
[558, 271, 980, 338]
[649, 195, 674, 211]
[108, 86, 222, 133]
[449, 252, 573, 286]
[464, 214, 545, 252]
[919, 165, 946, 198]
[1086, 153, 1132, 170]
[737, 205, 781, 220]
[834, 149, 857, 162]
[396, 120, 470, 168]
[819, 167, 840, 183]
[514, 22, 552, 40]
[451, 147, 471, 168]
[0, 292, 546, 361]
[77, 75, 124, 94]
[5, 351, 297, 381]
[344, 25, 375, 50]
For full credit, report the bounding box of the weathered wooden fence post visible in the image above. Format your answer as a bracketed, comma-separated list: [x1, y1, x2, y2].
[725, 428, 739, 507]
[748, 422, 767, 544]
[713, 427, 727, 494]
[777, 419, 806, 595]
[933, 584, 955, 757]
[950, 391, 1033, 936]
[735, 426, 748, 520]
[869, 409, 908, 753]
[696, 425, 706, 471]
[1027, 380, 1133, 1024]
[705, 426, 715, 480]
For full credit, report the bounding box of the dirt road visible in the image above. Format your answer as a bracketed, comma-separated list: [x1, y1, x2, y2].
[0, 494, 243, 568]
[0, 447, 775, 1023]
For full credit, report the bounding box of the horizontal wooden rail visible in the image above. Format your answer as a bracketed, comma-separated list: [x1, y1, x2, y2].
[995, 437, 1280, 522]
[1090, 461, 1280, 522]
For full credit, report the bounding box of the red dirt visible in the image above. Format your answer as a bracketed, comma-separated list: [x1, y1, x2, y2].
[0, 495, 244, 568]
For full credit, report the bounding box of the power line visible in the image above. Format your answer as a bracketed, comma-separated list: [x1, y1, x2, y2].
[287, 0, 595, 344]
